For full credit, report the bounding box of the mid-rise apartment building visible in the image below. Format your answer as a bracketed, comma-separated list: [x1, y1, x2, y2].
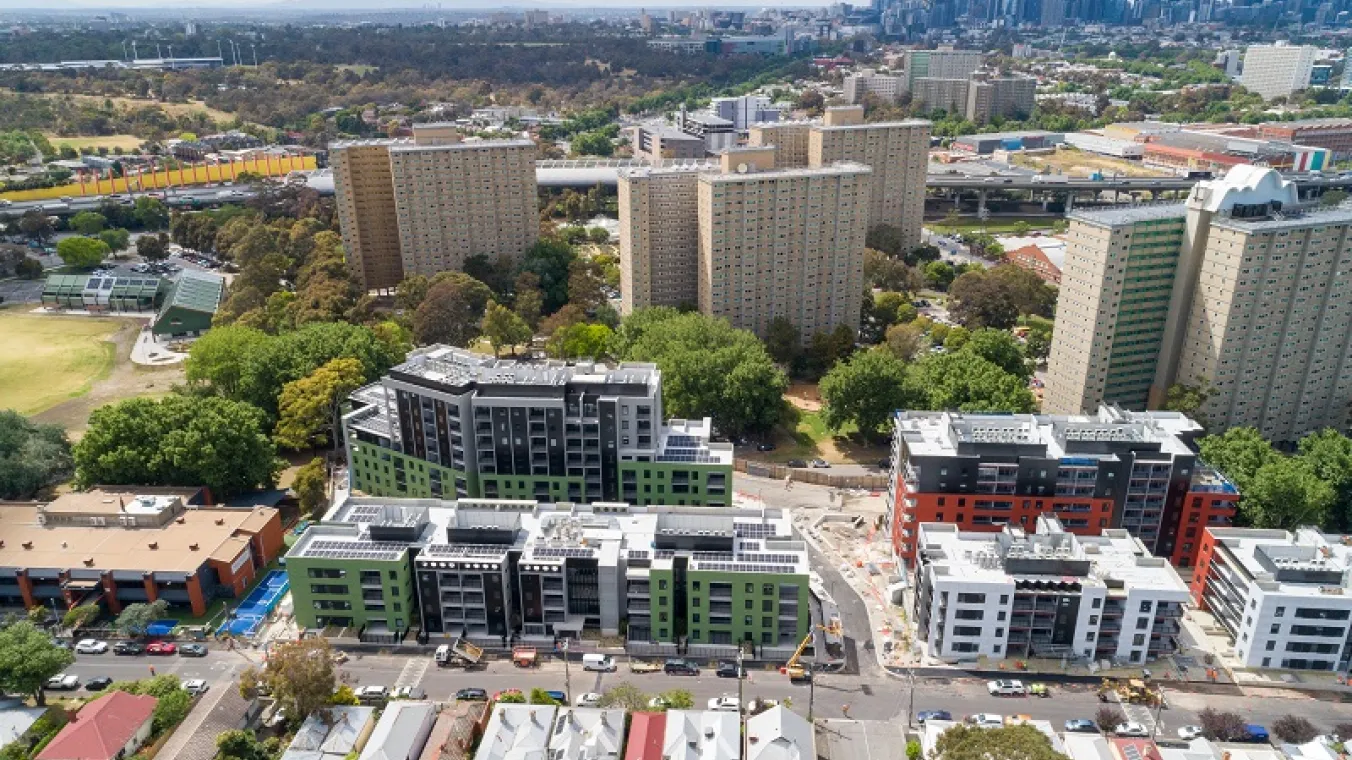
[914, 515, 1190, 664]
[628, 126, 707, 161]
[675, 109, 737, 153]
[885, 405, 1238, 566]
[330, 124, 539, 290]
[1192, 527, 1352, 672]
[1046, 166, 1352, 444]
[343, 346, 733, 506]
[902, 49, 986, 89]
[747, 121, 813, 168]
[697, 148, 871, 341]
[1240, 43, 1317, 101]
[618, 165, 703, 313]
[965, 73, 1037, 124]
[808, 106, 931, 246]
[844, 69, 905, 104]
[911, 78, 970, 116]
[1259, 118, 1352, 159]
[710, 95, 780, 131]
[287, 496, 811, 652]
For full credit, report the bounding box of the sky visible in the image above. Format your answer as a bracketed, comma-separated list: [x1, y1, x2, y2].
[0, 0, 808, 9]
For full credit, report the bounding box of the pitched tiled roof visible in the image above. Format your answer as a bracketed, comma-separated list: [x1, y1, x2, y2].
[36, 691, 158, 760]
[623, 713, 666, 760]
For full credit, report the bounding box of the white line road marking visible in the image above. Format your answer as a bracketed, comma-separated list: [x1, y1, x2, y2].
[396, 657, 431, 689]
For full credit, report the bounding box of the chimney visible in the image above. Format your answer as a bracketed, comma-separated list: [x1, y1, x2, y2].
[83, 558, 95, 567]
[148, 542, 158, 550]
[22, 541, 32, 550]
[189, 543, 199, 551]
[215, 518, 225, 526]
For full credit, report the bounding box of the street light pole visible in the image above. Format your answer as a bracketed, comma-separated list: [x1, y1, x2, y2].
[906, 668, 916, 728]
[562, 639, 571, 705]
[1151, 684, 1166, 740]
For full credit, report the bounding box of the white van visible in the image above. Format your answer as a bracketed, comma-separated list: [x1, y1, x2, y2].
[582, 654, 616, 672]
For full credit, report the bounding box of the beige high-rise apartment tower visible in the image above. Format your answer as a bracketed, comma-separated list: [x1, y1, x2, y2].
[697, 147, 871, 341]
[747, 121, 813, 168]
[331, 141, 403, 291]
[330, 124, 540, 289]
[808, 106, 931, 246]
[617, 165, 703, 314]
[1045, 166, 1352, 444]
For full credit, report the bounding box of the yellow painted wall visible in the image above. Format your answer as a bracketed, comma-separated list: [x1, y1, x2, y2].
[0, 155, 319, 202]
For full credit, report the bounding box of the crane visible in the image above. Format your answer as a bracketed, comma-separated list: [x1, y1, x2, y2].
[782, 617, 842, 681]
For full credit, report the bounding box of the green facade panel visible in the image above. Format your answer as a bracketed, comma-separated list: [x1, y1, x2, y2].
[286, 554, 417, 631]
[349, 445, 473, 500]
[619, 462, 733, 507]
[685, 571, 810, 647]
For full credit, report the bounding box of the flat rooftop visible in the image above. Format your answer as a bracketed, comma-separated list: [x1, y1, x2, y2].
[1069, 202, 1187, 227]
[0, 503, 277, 573]
[699, 161, 873, 184]
[1210, 202, 1352, 233]
[1206, 527, 1352, 596]
[392, 346, 658, 390]
[895, 405, 1200, 460]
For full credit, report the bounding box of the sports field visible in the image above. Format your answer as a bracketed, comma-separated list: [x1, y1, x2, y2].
[43, 133, 144, 153]
[0, 311, 122, 415]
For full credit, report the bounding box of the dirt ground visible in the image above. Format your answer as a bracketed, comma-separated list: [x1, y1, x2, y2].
[1012, 147, 1172, 178]
[32, 320, 185, 439]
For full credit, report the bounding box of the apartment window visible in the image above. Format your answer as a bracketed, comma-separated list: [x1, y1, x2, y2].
[1270, 624, 1281, 635]
[659, 580, 668, 590]
[1275, 606, 1285, 617]
[999, 595, 1008, 604]
[744, 616, 753, 626]
[1139, 600, 1152, 613]
[1266, 641, 1276, 651]
[1132, 634, 1145, 646]
[745, 599, 753, 610]
[1092, 598, 1102, 609]
[1086, 632, 1095, 642]
[692, 581, 701, 591]
[1089, 615, 1098, 625]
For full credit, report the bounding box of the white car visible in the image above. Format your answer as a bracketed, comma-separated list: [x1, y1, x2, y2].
[75, 639, 108, 654]
[707, 696, 741, 712]
[647, 696, 669, 709]
[356, 685, 390, 702]
[45, 674, 79, 691]
[575, 693, 603, 708]
[986, 679, 1026, 696]
[1116, 723, 1150, 738]
[1177, 726, 1204, 741]
[967, 714, 1004, 728]
[182, 678, 209, 696]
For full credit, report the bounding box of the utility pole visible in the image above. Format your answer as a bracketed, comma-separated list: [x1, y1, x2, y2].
[1150, 684, 1166, 740]
[562, 639, 571, 705]
[156, 43, 163, 59]
[906, 668, 916, 728]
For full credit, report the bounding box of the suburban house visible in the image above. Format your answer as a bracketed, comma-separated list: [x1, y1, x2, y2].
[35, 692, 157, 760]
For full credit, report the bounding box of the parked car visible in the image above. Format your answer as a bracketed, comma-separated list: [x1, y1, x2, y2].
[967, 714, 1004, 728]
[46, 674, 79, 691]
[1115, 723, 1149, 738]
[663, 659, 699, 676]
[647, 696, 669, 709]
[575, 693, 602, 708]
[182, 679, 210, 696]
[916, 711, 952, 724]
[75, 639, 108, 654]
[356, 685, 390, 703]
[756, 442, 776, 452]
[987, 679, 1026, 697]
[114, 641, 145, 656]
[455, 688, 488, 701]
[582, 654, 616, 672]
[392, 686, 426, 700]
[1177, 726, 1204, 741]
[1065, 719, 1099, 734]
[1240, 725, 1270, 743]
[716, 661, 745, 679]
[708, 696, 740, 712]
[543, 690, 567, 704]
[85, 677, 113, 692]
[179, 643, 208, 657]
[877, 459, 892, 470]
[786, 459, 808, 468]
[146, 641, 176, 655]
[809, 459, 830, 468]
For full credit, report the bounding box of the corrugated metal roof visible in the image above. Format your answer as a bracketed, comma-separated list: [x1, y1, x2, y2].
[159, 270, 224, 317]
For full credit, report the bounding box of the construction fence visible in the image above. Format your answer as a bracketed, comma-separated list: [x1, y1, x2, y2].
[736, 459, 889, 490]
[0, 154, 318, 202]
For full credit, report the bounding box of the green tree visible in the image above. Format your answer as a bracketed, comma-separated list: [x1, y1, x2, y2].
[114, 600, 169, 637]
[764, 317, 802, 367]
[230, 323, 403, 420]
[330, 684, 360, 706]
[1297, 429, 1352, 532]
[18, 209, 54, 243]
[239, 638, 336, 721]
[74, 395, 282, 497]
[943, 326, 971, 351]
[513, 271, 545, 329]
[930, 725, 1069, 760]
[463, 254, 515, 299]
[1243, 457, 1334, 530]
[0, 621, 75, 705]
[906, 353, 1036, 412]
[949, 271, 1019, 330]
[274, 357, 367, 450]
[481, 299, 533, 357]
[62, 604, 100, 631]
[0, 410, 72, 500]
[588, 227, 611, 244]
[1320, 189, 1348, 207]
[618, 310, 787, 435]
[1271, 715, 1318, 745]
[218, 730, 268, 760]
[598, 683, 650, 712]
[802, 324, 857, 379]
[529, 688, 561, 705]
[548, 322, 612, 360]
[133, 197, 170, 230]
[496, 691, 527, 704]
[98, 227, 131, 257]
[864, 249, 921, 292]
[659, 689, 694, 709]
[885, 322, 925, 361]
[520, 238, 577, 313]
[27, 606, 47, 625]
[820, 350, 913, 439]
[293, 458, 329, 519]
[1012, 221, 1032, 236]
[153, 689, 192, 734]
[923, 260, 957, 290]
[413, 273, 494, 347]
[70, 211, 107, 236]
[1198, 427, 1280, 491]
[567, 258, 609, 313]
[15, 256, 44, 279]
[185, 325, 271, 399]
[1164, 380, 1214, 427]
[56, 236, 110, 269]
[963, 329, 1029, 378]
[136, 232, 171, 261]
[571, 130, 614, 157]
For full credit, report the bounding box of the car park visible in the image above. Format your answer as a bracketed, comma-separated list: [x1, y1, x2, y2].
[1177, 726, 1204, 740]
[708, 696, 740, 712]
[182, 679, 210, 696]
[114, 641, 144, 655]
[916, 711, 952, 724]
[987, 679, 1026, 696]
[75, 639, 108, 654]
[455, 688, 488, 701]
[179, 643, 208, 657]
[1065, 720, 1098, 733]
[146, 641, 176, 655]
[575, 693, 602, 708]
[85, 677, 113, 691]
[46, 674, 80, 691]
[1115, 723, 1149, 738]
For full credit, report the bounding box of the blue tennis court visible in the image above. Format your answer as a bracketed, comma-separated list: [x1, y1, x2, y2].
[216, 570, 289, 637]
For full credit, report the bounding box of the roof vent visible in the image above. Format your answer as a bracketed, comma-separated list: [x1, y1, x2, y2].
[22, 541, 33, 550]
[215, 518, 225, 526]
[176, 517, 186, 524]
[83, 558, 95, 567]
[148, 542, 158, 550]
[189, 543, 199, 551]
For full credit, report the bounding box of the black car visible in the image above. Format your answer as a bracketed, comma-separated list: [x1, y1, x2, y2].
[756, 442, 776, 452]
[917, 710, 952, 724]
[663, 659, 699, 676]
[85, 676, 113, 692]
[786, 459, 808, 468]
[877, 459, 891, 470]
[715, 661, 745, 679]
[113, 641, 145, 656]
[455, 688, 488, 701]
[179, 643, 208, 657]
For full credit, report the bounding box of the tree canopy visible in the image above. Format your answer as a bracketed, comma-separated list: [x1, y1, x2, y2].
[413, 272, 495, 347]
[240, 637, 336, 722]
[617, 309, 787, 435]
[274, 357, 367, 450]
[55, 236, 109, 269]
[0, 621, 76, 705]
[819, 349, 911, 439]
[0, 410, 72, 500]
[906, 351, 1036, 413]
[930, 724, 1070, 760]
[1199, 426, 1351, 531]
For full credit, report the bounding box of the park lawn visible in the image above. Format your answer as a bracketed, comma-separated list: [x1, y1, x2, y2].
[927, 217, 1058, 235]
[43, 133, 144, 153]
[0, 311, 121, 415]
[756, 406, 890, 464]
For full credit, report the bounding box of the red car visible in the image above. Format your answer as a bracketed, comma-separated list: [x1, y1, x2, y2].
[145, 641, 176, 655]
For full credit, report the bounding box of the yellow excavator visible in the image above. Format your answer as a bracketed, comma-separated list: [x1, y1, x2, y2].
[783, 618, 843, 681]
